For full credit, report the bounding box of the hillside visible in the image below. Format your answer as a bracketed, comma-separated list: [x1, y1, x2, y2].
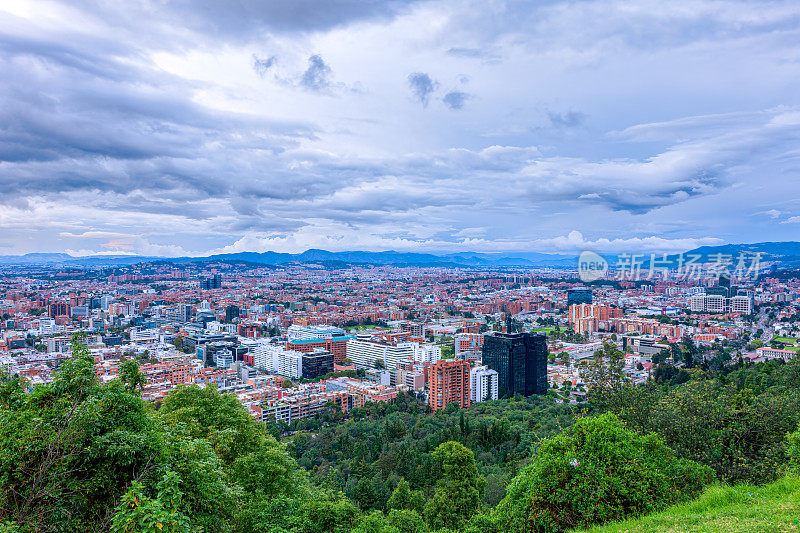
[579, 475, 800, 533]
[684, 241, 800, 267]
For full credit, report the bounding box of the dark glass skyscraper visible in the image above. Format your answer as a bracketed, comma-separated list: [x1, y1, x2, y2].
[567, 287, 592, 307]
[481, 332, 548, 397]
[199, 274, 222, 290]
[225, 304, 240, 322]
[302, 350, 334, 379]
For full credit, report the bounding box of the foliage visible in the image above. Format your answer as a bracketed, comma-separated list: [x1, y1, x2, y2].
[0, 334, 303, 532]
[118, 358, 146, 391]
[155, 384, 268, 465]
[423, 441, 486, 530]
[289, 394, 575, 512]
[607, 359, 800, 484]
[788, 426, 800, 474]
[0, 333, 164, 530]
[579, 341, 630, 412]
[110, 472, 190, 533]
[387, 480, 424, 514]
[494, 413, 713, 533]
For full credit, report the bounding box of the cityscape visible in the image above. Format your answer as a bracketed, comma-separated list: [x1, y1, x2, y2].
[2, 0, 800, 532]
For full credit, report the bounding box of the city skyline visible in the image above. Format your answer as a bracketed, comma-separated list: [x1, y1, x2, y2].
[2, 1, 800, 256]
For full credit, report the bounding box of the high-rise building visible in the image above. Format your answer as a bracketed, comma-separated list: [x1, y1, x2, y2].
[567, 287, 593, 307]
[301, 349, 334, 379]
[470, 365, 498, 403]
[429, 359, 471, 412]
[47, 302, 70, 318]
[481, 332, 548, 397]
[568, 304, 623, 334]
[413, 343, 441, 364]
[199, 274, 222, 290]
[225, 305, 240, 322]
[178, 303, 192, 322]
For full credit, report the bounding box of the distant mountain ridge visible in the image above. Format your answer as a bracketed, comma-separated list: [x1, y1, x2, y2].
[683, 241, 800, 267]
[0, 249, 577, 268]
[1, 241, 799, 269]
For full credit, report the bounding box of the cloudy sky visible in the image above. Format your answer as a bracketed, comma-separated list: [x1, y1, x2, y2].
[2, 0, 800, 257]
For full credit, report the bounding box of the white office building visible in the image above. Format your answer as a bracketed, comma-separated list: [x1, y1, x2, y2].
[689, 294, 752, 314]
[470, 365, 498, 403]
[414, 343, 441, 364]
[729, 295, 753, 314]
[248, 341, 303, 379]
[287, 324, 346, 341]
[213, 348, 234, 369]
[38, 318, 59, 335]
[276, 350, 303, 379]
[346, 338, 416, 370]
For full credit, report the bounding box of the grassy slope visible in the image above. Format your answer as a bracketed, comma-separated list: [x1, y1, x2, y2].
[578, 475, 800, 533]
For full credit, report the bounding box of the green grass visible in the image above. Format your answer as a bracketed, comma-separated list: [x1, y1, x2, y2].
[577, 475, 800, 533]
[771, 336, 798, 344]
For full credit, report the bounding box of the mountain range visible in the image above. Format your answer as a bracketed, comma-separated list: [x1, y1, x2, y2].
[1, 241, 800, 269]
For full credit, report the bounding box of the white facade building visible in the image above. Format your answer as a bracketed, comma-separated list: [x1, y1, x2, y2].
[470, 365, 498, 403]
[689, 294, 752, 314]
[346, 339, 416, 370]
[414, 343, 441, 364]
[276, 350, 303, 379]
[729, 295, 753, 314]
[287, 324, 346, 341]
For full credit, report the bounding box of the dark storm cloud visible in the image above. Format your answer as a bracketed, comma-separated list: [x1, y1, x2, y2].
[300, 55, 332, 91]
[0, 28, 326, 217]
[443, 91, 470, 110]
[407, 72, 437, 107]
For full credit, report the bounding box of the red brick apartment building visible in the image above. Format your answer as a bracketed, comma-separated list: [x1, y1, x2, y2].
[428, 359, 471, 412]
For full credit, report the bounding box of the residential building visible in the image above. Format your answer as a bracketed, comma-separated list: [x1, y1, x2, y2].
[428, 359, 471, 412]
[470, 365, 498, 403]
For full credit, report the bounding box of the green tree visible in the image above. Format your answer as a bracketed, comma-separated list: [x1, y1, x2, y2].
[387, 479, 424, 515]
[495, 413, 713, 533]
[0, 333, 165, 530]
[788, 426, 800, 474]
[110, 472, 190, 533]
[156, 384, 267, 464]
[423, 441, 486, 530]
[118, 357, 146, 392]
[579, 341, 630, 412]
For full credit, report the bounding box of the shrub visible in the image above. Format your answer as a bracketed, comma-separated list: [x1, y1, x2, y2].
[494, 413, 714, 533]
[788, 426, 800, 473]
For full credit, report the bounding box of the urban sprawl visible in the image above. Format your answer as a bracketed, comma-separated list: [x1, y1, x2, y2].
[1, 260, 798, 429]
